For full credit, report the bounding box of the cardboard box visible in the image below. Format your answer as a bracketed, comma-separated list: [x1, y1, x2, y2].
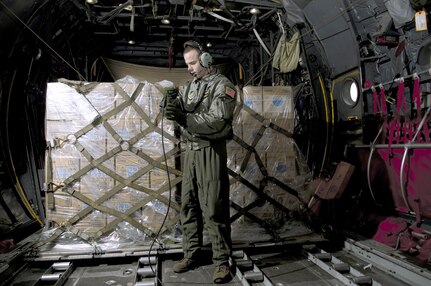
[45, 80, 179, 238]
[242, 86, 264, 113]
[45, 81, 309, 242]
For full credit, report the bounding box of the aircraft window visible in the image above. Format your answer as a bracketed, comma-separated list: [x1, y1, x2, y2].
[342, 78, 359, 107]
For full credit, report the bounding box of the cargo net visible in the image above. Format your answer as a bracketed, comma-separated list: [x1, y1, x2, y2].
[40, 76, 313, 252]
[228, 86, 313, 243]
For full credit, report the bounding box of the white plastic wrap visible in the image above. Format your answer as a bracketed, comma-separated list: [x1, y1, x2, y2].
[44, 76, 179, 248]
[228, 85, 313, 240]
[43, 78, 313, 250]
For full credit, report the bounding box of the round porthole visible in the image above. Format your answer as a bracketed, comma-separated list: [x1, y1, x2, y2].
[342, 78, 359, 107]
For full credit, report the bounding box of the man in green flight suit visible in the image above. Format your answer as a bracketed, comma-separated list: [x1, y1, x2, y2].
[163, 39, 237, 284]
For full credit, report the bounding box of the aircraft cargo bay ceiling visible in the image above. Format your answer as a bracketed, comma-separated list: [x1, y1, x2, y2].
[1, 0, 431, 83]
[0, 0, 287, 78]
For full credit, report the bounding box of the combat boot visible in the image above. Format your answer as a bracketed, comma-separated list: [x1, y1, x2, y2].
[173, 257, 197, 273]
[213, 263, 231, 284]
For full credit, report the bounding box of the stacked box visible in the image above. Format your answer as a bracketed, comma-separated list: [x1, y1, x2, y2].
[242, 86, 265, 113]
[115, 151, 149, 178]
[229, 85, 308, 228]
[80, 168, 115, 197]
[46, 193, 108, 233]
[74, 211, 107, 234]
[265, 129, 297, 181]
[141, 198, 179, 232]
[262, 86, 294, 133]
[45, 83, 99, 139]
[103, 188, 147, 215]
[233, 85, 295, 179]
[45, 79, 179, 240]
[49, 147, 81, 188]
[239, 87, 264, 147]
[46, 79, 310, 243]
[229, 154, 265, 225]
[148, 164, 177, 190]
[138, 130, 176, 160]
[226, 139, 244, 173]
[46, 193, 76, 225]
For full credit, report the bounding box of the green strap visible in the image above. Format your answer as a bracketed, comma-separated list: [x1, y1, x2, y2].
[267, 176, 300, 200]
[228, 168, 292, 222]
[269, 121, 293, 138]
[230, 201, 280, 241]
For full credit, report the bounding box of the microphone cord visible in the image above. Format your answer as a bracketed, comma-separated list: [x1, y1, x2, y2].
[147, 92, 175, 285]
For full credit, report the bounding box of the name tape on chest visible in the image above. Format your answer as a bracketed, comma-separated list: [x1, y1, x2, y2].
[225, 86, 236, 98]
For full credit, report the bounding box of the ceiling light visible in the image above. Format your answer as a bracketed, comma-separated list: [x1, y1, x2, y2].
[86, 0, 98, 4]
[128, 39, 136, 45]
[161, 18, 170, 25]
[206, 42, 213, 48]
[250, 8, 260, 15]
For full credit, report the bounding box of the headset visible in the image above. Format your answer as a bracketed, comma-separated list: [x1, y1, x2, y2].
[183, 39, 213, 68]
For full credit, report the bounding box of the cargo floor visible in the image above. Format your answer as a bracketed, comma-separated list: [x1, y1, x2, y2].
[4, 234, 431, 285]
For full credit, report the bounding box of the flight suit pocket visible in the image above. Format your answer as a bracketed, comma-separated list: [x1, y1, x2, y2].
[218, 97, 236, 120]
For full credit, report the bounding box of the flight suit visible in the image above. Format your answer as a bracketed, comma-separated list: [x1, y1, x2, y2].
[174, 69, 237, 266]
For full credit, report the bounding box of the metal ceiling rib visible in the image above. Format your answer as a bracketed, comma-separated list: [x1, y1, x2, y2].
[58, 0, 281, 70]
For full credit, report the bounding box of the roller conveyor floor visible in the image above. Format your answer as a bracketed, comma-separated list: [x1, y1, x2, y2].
[4, 236, 431, 286]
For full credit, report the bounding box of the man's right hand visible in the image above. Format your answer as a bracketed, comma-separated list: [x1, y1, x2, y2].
[165, 101, 186, 126]
[165, 87, 179, 100]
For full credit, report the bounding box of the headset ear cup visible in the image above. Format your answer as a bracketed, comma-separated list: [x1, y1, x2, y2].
[199, 52, 213, 68]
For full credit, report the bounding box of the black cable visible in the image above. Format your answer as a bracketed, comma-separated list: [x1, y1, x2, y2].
[148, 93, 174, 285]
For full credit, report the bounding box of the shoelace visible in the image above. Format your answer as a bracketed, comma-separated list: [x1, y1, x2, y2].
[216, 265, 229, 273]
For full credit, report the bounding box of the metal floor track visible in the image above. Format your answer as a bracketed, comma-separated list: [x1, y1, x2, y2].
[3, 237, 431, 286]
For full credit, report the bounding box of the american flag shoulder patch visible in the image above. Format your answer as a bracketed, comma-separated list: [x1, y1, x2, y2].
[225, 86, 236, 98]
